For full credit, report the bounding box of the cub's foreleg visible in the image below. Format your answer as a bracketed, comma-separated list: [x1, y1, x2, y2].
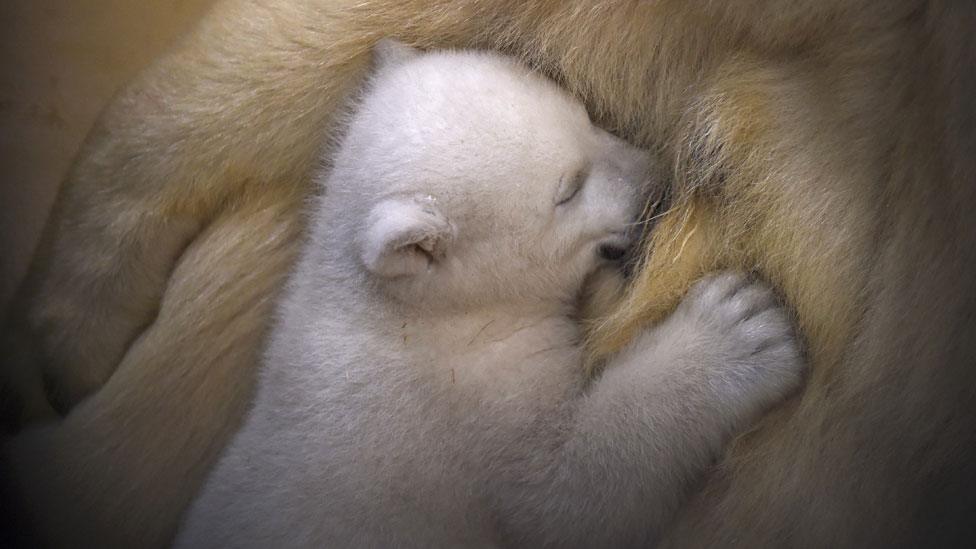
[498, 272, 804, 547]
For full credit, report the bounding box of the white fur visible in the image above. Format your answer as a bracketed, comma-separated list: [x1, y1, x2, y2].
[175, 42, 804, 548]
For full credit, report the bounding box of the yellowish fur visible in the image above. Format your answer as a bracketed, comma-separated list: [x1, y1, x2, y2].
[3, 0, 975, 547]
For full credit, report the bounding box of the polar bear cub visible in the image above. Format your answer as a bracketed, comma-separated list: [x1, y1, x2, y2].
[175, 41, 804, 548]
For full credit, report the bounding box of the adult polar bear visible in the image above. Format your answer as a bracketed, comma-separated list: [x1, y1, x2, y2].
[3, 0, 975, 547]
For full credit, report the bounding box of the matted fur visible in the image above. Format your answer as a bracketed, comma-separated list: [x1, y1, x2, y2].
[3, 0, 975, 547]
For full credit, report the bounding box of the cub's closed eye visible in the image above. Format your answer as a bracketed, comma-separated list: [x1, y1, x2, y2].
[555, 168, 588, 206]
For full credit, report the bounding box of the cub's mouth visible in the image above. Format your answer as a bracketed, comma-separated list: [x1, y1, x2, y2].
[617, 179, 672, 279]
[595, 231, 636, 285]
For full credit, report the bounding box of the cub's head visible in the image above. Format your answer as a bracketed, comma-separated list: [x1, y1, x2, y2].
[324, 40, 656, 312]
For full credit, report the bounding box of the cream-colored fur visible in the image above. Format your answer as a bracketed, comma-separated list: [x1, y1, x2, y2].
[3, 0, 975, 547]
[175, 43, 802, 547]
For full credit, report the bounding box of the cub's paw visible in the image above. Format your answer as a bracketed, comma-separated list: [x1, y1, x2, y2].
[673, 271, 805, 407]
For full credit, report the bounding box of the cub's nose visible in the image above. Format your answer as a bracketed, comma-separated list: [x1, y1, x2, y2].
[598, 242, 629, 262]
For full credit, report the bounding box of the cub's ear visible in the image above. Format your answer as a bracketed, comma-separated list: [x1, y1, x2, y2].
[360, 197, 455, 278]
[372, 39, 421, 69]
